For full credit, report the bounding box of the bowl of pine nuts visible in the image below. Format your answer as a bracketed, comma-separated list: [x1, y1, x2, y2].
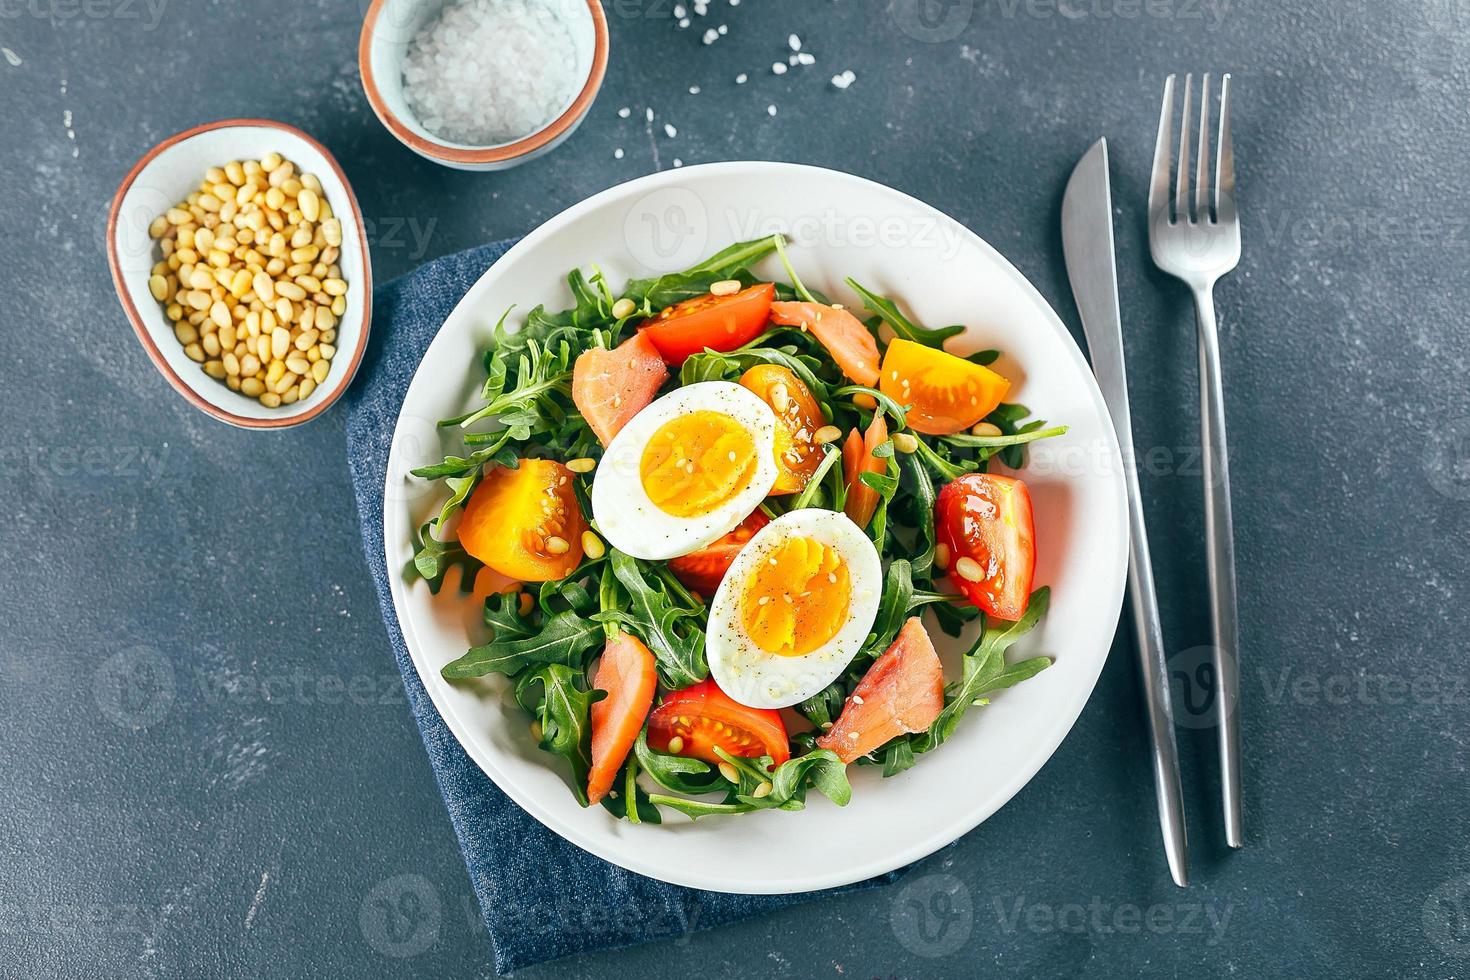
[108, 118, 371, 428]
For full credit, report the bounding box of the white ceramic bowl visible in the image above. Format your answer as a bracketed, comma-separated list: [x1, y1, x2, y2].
[108, 118, 371, 429]
[358, 0, 608, 171]
[384, 162, 1130, 893]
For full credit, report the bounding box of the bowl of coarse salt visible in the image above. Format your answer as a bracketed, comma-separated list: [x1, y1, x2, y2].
[359, 0, 608, 171]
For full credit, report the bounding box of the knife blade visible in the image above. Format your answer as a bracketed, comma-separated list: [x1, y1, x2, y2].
[1062, 138, 1190, 888]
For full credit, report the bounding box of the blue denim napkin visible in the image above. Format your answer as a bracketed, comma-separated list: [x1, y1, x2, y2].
[344, 241, 895, 975]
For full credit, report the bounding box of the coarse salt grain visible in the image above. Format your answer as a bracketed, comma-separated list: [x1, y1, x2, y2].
[402, 0, 577, 146]
[789, 33, 802, 51]
[735, 72, 748, 84]
[614, 147, 624, 159]
[831, 69, 857, 90]
[772, 62, 787, 75]
[766, 104, 777, 116]
[664, 123, 677, 138]
[617, 106, 631, 118]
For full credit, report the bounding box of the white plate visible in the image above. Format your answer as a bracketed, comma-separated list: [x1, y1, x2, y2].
[383, 162, 1128, 894]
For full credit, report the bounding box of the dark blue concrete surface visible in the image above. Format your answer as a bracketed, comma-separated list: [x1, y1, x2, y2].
[2, 0, 1467, 976]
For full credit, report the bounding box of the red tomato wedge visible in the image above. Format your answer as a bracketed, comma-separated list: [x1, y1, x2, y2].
[587, 631, 658, 805]
[936, 473, 1036, 621]
[572, 332, 669, 446]
[768, 301, 881, 386]
[647, 678, 791, 766]
[879, 339, 1010, 435]
[841, 412, 889, 530]
[816, 617, 945, 763]
[667, 510, 770, 595]
[638, 282, 775, 365]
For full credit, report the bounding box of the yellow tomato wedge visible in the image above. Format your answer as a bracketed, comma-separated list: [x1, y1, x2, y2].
[878, 339, 1010, 435]
[739, 364, 825, 494]
[458, 459, 586, 581]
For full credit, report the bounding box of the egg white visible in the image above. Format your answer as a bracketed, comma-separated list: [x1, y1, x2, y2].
[706, 508, 883, 709]
[591, 381, 779, 562]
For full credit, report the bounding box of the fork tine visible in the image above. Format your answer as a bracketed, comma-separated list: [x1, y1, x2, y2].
[1175, 73, 1193, 222]
[1215, 73, 1236, 222]
[1149, 74, 1176, 219]
[1195, 73, 1211, 221]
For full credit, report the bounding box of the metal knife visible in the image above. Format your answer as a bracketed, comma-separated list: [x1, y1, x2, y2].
[1062, 138, 1190, 887]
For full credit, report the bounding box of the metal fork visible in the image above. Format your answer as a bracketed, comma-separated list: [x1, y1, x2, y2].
[1147, 73, 1244, 849]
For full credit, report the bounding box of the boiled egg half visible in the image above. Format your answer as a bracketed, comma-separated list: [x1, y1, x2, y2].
[591, 381, 779, 561]
[706, 508, 882, 709]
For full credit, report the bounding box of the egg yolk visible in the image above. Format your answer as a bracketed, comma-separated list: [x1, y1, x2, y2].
[740, 536, 851, 657]
[639, 411, 758, 518]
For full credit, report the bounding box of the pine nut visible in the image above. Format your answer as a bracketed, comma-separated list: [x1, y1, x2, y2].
[174, 322, 198, 345]
[271, 328, 290, 360]
[709, 279, 741, 296]
[183, 343, 204, 362]
[544, 535, 570, 556]
[271, 371, 298, 395]
[934, 543, 950, 570]
[611, 297, 636, 319]
[241, 377, 264, 397]
[311, 359, 330, 384]
[318, 342, 336, 360]
[295, 328, 319, 351]
[893, 432, 919, 454]
[581, 530, 605, 560]
[285, 354, 310, 376]
[201, 333, 221, 357]
[298, 377, 316, 400]
[751, 781, 773, 799]
[666, 736, 685, 755]
[202, 360, 226, 379]
[814, 425, 843, 444]
[852, 393, 878, 410]
[281, 384, 300, 405]
[769, 382, 789, 413]
[148, 275, 168, 301]
[222, 353, 240, 377]
[566, 457, 596, 473]
[955, 556, 984, 582]
[274, 281, 306, 302]
[971, 422, 1002, 437]
[718, 762, 740, 783]
[258, 391, 282, 408]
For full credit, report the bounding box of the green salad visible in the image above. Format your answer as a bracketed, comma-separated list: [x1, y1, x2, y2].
[410, 234, 1066, 822]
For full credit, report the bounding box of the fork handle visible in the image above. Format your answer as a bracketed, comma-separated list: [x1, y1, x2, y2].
[1192, 285, 1244, 848]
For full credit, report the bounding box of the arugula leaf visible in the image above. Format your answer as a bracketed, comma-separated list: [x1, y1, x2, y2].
[517, 664, 605, 806]
[600, 550, 708, 688]
[623, 235, 783, 314]
[832, 385, 909, 429]
[598, 755, 663, 824]
[407, 522, 481, 595]
[881, 739, 917, 777]
[790, 445, 843, 511]
[679, 345, 832, 403]
[633, 729, 720, 795]
[441, 610, 603, 679]
[845, 279, 966, 349]
[482, 589, 535, 642]
[913, 587, 1052, 753]
[900, 450, 938, 578]
[941, 424, 1069, 452]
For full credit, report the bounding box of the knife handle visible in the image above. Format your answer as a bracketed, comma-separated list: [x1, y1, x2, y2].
[1122, 459, 1191, 887]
